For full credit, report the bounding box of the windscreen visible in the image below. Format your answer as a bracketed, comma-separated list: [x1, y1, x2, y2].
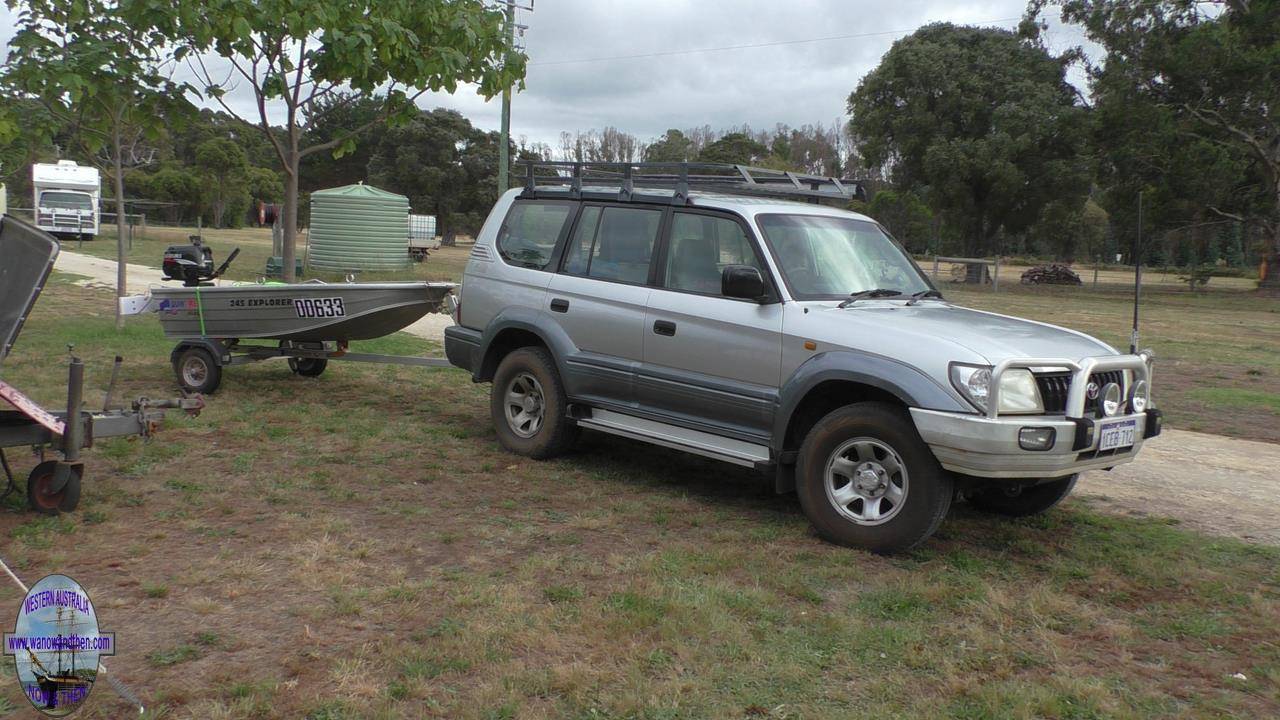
[39, 191, 94, 211]
[757, 214, 931, 300]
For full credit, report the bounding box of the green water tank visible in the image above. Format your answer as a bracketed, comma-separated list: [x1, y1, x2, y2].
[307, 183, 409, 271]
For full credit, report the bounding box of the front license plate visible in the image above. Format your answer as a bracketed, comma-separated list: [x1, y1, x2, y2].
[1098, 419, 1137, 451]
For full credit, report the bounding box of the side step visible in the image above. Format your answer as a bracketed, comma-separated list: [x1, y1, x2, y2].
[576, 408, 770, 467]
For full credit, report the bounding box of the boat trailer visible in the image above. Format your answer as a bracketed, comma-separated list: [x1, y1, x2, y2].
[1, 214, 202, 514]
[166, 337, 455, 394]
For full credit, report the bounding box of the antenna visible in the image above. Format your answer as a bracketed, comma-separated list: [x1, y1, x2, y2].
[1130, 190, 1143, 354]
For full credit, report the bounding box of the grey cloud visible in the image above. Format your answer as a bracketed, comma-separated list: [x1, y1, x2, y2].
[3, 0, 1092, 151]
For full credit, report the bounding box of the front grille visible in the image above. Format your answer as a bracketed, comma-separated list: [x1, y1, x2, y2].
[1034, 370, 1125, 415]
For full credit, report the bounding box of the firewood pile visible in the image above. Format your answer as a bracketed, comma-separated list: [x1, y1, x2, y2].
[1020, 264, 1083, 285]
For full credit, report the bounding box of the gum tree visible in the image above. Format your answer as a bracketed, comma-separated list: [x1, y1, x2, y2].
[848, 23, 1092, 258]
[3, 0, 184, 328]
[1028, 0, 1280, 289]
[135, 0, 526, 280]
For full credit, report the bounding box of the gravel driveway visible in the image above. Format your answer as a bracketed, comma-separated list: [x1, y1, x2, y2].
[55, 250, 1280, 545]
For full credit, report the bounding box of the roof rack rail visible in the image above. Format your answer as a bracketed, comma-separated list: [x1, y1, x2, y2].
[518, 161, 866, 206]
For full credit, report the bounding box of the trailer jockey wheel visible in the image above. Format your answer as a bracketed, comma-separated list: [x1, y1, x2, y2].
[288, 356, 328, 377]
[26, 461, 82, 515]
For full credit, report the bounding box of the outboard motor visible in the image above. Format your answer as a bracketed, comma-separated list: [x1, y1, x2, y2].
[161, 236, 239, 287]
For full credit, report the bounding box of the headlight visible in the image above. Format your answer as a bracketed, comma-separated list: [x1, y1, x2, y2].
[951, 364, 991, 411]
[1100, 382, 1122, 417]
[950, 364, 1044, 414]
[999, 369, 1045, 414]
[1129, 379, 1148, 413]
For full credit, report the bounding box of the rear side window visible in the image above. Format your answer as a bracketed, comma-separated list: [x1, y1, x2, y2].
[495, 201, 574, 270]
[563, 206, 662, 284]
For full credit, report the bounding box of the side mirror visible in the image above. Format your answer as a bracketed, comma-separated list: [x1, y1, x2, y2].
[722, 265, 766, 301]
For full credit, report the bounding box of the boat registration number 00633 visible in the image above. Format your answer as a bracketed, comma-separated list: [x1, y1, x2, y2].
[294, 297, 346, 319]
[1098, 418, 1137, 452]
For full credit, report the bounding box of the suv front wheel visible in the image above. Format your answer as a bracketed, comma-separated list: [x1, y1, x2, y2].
[796, 402, 952, 554]
[490, 347, 579, 459]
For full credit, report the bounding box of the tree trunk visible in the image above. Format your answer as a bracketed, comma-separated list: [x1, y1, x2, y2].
[282, 151, 299, 283]
[1261, 229, 1280, 290]
[1261, 192, 1280, 290]
[112, 128, 127, 331]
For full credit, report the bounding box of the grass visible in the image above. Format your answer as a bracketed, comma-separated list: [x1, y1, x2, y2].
[69, 224, 470, 284]
[0, 278, 1276, 718]
[1188, 387, 1280, 413]
[60, 225, 1280, 440]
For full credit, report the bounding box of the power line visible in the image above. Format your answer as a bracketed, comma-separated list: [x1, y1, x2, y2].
[528, 17, 1023, 67]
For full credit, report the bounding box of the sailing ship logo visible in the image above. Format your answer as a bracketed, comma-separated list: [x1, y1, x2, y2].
[4, 574, 114, 716]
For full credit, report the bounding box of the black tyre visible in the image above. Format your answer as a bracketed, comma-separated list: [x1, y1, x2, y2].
[969, 474, 1078, 517]
[174, 347, 221, 394]
[26, 461, 81, 515]
[490, 347, 578, 459]
[288, 356, 328, 377]
[795, 402, 952, 554]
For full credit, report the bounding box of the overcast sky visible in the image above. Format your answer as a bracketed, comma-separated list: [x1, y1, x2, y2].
[0, 1, 1089, 149]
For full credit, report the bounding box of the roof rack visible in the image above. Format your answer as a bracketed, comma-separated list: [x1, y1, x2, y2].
[518, 161, 866, 206]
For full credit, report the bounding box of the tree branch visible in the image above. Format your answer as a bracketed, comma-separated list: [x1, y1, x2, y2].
[1207, 206, 1247, 223]
[297, 87, 425, 159]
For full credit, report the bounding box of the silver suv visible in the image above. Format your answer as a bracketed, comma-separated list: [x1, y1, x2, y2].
[445, 163, 1161, 553]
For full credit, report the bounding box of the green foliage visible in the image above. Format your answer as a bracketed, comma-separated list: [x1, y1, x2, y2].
[864, 189, 935, 253]
[299, 93, 388, 192]
[129, 0, 527, 278]
[642, 129, 694, 163]
[369, 108, 500, 238]
[1027, 198, 1109, 262]
[244, 166, 284, 204]
[3, 0, 191, 286]
[1032, 0, 1280, 284]
[194, 137, 248, 227]
[696, 132, 767, 165]
[848, 23, 1092, 256]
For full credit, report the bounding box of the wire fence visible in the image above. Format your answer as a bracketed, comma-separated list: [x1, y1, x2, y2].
[6, 207, 149, 248]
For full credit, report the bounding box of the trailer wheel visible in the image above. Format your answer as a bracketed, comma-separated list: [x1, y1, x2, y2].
[26, 461, 81, 515]
[288, 357, 328, 377]
[174, 347, 222, 394]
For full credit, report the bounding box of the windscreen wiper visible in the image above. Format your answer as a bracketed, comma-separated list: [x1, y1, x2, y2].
[905, 289, 944, 305]
[837, 288, 902, 308]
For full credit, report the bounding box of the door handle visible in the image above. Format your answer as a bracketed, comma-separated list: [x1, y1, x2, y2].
[653, 320, 676, 336]
[549, 298, 569, 313]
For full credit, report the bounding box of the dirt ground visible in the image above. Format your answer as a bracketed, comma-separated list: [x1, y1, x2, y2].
[1076, 429, 1280, 545]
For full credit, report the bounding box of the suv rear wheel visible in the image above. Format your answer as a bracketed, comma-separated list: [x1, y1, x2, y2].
[490, 347, 578, 459]
[969, 475, 1077, 517]
[796, 402, 952, 554]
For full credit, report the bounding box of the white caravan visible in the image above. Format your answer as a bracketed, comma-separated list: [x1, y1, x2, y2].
[32, 160, 101, 240]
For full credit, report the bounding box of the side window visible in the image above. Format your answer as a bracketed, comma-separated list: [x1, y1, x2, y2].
[562, 206, 601, 276]
[563, 206, 662, 284]
[665, 213, 763, 295]
[495, 201, 574, 270]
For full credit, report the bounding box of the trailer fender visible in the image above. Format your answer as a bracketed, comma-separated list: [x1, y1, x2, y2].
[170, 338, 233, 366]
